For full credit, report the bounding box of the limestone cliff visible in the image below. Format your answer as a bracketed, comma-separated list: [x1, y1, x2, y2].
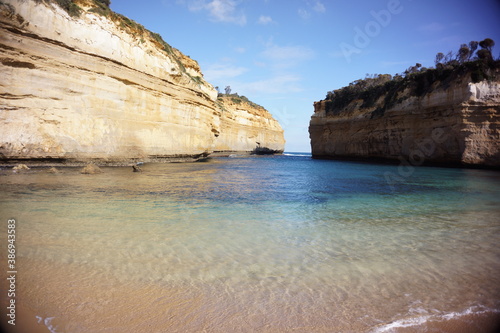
[0, 0, 285, 164]
[214, 95, 284, 153]
[309, 67, 500, 168]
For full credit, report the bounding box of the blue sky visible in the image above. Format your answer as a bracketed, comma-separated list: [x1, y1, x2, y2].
[110, 0, 500, 152]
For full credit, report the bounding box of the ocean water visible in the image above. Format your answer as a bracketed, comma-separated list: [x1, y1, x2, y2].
[1, 153, 499, 332]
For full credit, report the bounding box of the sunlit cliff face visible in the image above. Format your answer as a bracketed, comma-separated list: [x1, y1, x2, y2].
[0, 0, 284, 163]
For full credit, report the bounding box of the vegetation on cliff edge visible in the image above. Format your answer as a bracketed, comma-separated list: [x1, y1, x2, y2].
[33, 0, 206, 87]
[323, 39, 499, 118]
[213, 85, 266, 111]
[217, 94, 265, 111]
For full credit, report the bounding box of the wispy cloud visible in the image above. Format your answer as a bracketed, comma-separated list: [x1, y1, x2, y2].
[329, 49, 347, 59]
[380, 60, 411, 68]
[257, 15, 274, 25]
[298, 0, 326, 19]
[203, 62, 248, 81]
[418, 22, 446, 33]
[413, 35, 462, 49]
[312, 1, 326, 13]
[186, 0, 246, 25]
[260, 43, 315, 69]
[298, 8, 311, 20]
[238, 74, 304, 94]
[235, 42, 315, 95]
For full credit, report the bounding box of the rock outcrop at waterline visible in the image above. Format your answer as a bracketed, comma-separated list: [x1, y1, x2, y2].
[0, 0, 284, 163]
[309, 66, 500, 168]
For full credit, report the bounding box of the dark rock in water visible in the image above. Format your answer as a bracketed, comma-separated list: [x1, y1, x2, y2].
[132, 165, 142, 172]
[81, 164, 102, 174]
[251, 146, 281, 155]
[194, 151, 211, 161]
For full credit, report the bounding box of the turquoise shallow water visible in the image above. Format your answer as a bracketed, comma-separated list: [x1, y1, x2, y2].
[1, 154, 500, 332]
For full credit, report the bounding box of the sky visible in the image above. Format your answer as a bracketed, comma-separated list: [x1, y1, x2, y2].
[110, 0, 500, 152]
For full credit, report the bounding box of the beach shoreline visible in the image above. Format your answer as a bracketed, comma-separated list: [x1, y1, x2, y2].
[372, 307, 500, 333]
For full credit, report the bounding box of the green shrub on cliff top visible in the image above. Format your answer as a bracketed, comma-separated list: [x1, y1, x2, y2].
[95, 0, 111, 7]
[324, 39, 499, 118]
[88, 0, 112, 17]
[52, 0, 81, 17]
[218, 93, 265, 110]
[37, 0, 193, 82]
[35, 0, 110, 18]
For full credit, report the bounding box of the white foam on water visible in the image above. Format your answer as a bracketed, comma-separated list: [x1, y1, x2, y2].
[283, 153, 311, 157]
[371, 306, 500, 333]
[441, 305, 500, 321]
[35, 316, 58, 333]
[371, 315, 432, 333]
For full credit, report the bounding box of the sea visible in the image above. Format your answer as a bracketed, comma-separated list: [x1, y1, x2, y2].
[1, 153, 499, 333]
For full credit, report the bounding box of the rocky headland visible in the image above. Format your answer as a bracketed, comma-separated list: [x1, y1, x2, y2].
[0, 0, 284, 165]
[309, 58, 500, 168]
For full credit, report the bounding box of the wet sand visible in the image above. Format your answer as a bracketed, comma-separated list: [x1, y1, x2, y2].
[0, 306, 52, 333]
[426, 312, 500, 333]
[1, 256, 499, 333]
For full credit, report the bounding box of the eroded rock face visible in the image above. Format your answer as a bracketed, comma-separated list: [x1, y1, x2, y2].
[309, 79, 500, 167]
[0, 0, 285, 163]
[80, 163, 102, 174]
[214, 96, 285, 153]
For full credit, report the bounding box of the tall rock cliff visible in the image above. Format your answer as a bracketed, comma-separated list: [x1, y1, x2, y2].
[214, 95, 284, 153]
[309, 67, 500, 168]
[0, 0, 284, 163]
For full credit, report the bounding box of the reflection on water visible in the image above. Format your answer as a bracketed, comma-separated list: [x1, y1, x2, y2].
[1, 155, 500, 332]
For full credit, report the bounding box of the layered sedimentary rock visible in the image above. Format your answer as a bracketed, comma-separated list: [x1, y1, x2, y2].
[213, 96, 284, 153]
[309, 77, 500, 167]
[0, 0, 284, 163]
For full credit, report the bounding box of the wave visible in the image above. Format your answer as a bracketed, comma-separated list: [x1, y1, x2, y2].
[370, 306, 500, 333]
[371, 305, 500, 333]
[36, 316, 58, 333]
[283, 152, 312, 157]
